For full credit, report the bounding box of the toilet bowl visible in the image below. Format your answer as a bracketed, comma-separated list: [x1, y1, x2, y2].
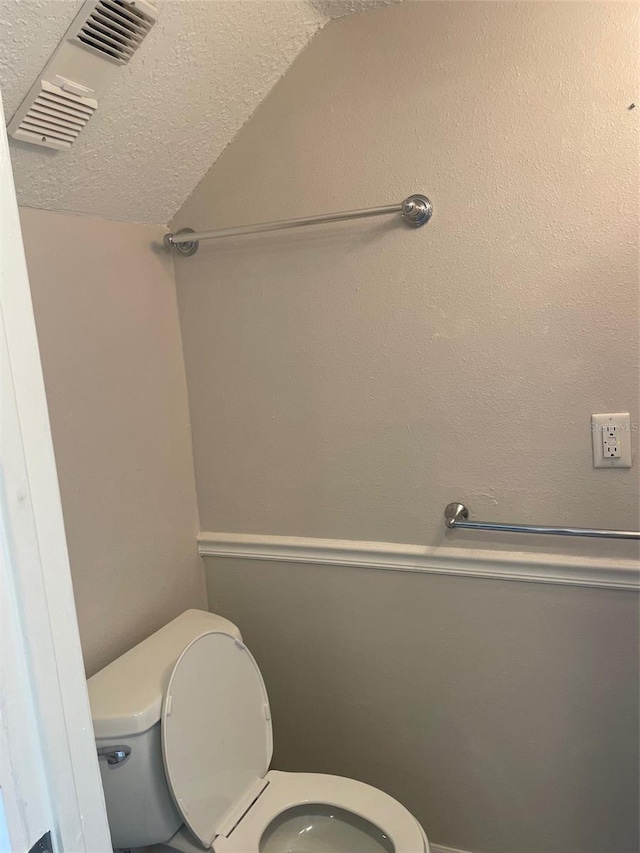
[163, 771, 427, 853]
[88, 610, 429, 853]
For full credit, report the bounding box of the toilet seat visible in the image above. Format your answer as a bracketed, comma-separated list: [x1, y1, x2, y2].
[161, 631, 428, 853]
[162, 631, 273, 847]
[212, 770, 427, 853]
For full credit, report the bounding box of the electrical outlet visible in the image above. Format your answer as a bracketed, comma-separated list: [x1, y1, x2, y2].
[591, 413, 632, 468]
[602, 424, 622, 457]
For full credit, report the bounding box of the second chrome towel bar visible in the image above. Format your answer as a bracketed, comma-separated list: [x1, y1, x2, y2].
[444, 502, 640, 540]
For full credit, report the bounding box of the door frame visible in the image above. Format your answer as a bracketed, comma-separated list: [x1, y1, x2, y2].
[0, 90, 112, 853]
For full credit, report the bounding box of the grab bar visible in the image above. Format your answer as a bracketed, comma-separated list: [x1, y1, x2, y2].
[444, 502, 640, 540]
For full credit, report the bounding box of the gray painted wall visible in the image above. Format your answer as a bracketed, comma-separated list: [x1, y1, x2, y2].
[172, 1, 639, 562]
[206, 558, 639, 853]
[20, 208, 207, 675]
[170, 3, 639, 852]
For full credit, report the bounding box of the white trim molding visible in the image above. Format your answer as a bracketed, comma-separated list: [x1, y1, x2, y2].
[198, 532, 639, 591]
[1, 92, 112, 852]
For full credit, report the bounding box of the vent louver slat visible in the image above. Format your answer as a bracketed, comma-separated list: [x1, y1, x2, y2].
[21, 123, 78, 145]
[75, 0, 156, 65]
[10, 81, 97, 151]
[28, 109, 84, 133]
[29, 104, 86, 129]
[92, 8, 146, 40]
[21, 116, 79, 140]
[80, 24, 137, 56]
[38, 91, 95, 118]
[100, 0, 150, 35]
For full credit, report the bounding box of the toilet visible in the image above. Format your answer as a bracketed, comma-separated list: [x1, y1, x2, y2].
[88, 609, 430, 853]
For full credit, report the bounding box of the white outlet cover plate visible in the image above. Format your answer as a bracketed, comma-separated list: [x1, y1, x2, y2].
[591, 412, 633, 468]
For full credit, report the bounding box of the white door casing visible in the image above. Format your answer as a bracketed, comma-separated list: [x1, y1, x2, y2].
[0, 89, 112, 853]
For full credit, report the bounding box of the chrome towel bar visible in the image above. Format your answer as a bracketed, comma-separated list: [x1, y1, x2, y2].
[164, 194, 433, 255]
[444, 502, 640, 541]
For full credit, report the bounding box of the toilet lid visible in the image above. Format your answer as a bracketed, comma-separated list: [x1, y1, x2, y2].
[161, 631, 273, 847]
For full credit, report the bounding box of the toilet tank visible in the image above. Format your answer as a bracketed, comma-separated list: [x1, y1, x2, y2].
[88, 609, 242, 849]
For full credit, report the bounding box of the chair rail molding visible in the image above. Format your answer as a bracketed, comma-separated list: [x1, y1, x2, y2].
[197, 532, 639, 592]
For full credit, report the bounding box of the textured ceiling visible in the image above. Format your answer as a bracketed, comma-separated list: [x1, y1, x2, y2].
[0, 0, 397, 223]
[310, 0, 398, 17]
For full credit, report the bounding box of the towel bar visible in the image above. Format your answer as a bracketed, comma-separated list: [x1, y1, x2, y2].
[444, 502, 640, 540]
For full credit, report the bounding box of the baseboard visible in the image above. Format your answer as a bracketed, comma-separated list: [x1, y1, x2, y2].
[431, 845, 475, 853]
[197, 532, 639, 591]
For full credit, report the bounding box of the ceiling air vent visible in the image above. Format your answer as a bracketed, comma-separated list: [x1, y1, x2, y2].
[8, 78, 97, 151]
[7, 0, 158, 152]
[72, 0, 157, 65]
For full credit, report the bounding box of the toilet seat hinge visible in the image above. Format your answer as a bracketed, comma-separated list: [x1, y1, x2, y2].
[215, 778, 269, 838]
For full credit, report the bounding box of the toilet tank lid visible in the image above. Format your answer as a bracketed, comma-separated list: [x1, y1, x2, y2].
[88, 610, 242, 739]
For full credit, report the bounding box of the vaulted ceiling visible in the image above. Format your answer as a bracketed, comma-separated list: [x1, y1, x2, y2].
[1, 0, 397, 223]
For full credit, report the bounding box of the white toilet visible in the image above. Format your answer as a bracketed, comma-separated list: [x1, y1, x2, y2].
[88, 609, 430, 853]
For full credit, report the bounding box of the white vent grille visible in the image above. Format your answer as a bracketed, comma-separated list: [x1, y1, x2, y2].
[9, 80, 97, 151]
[74, 0, 157, 65]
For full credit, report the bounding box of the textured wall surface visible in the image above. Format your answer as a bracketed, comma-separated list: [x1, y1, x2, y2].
[1, 0, 394, 223]
[173, 1, 639, 562]
[19, 207, 207, 675]
[206, 558, 639, 853]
